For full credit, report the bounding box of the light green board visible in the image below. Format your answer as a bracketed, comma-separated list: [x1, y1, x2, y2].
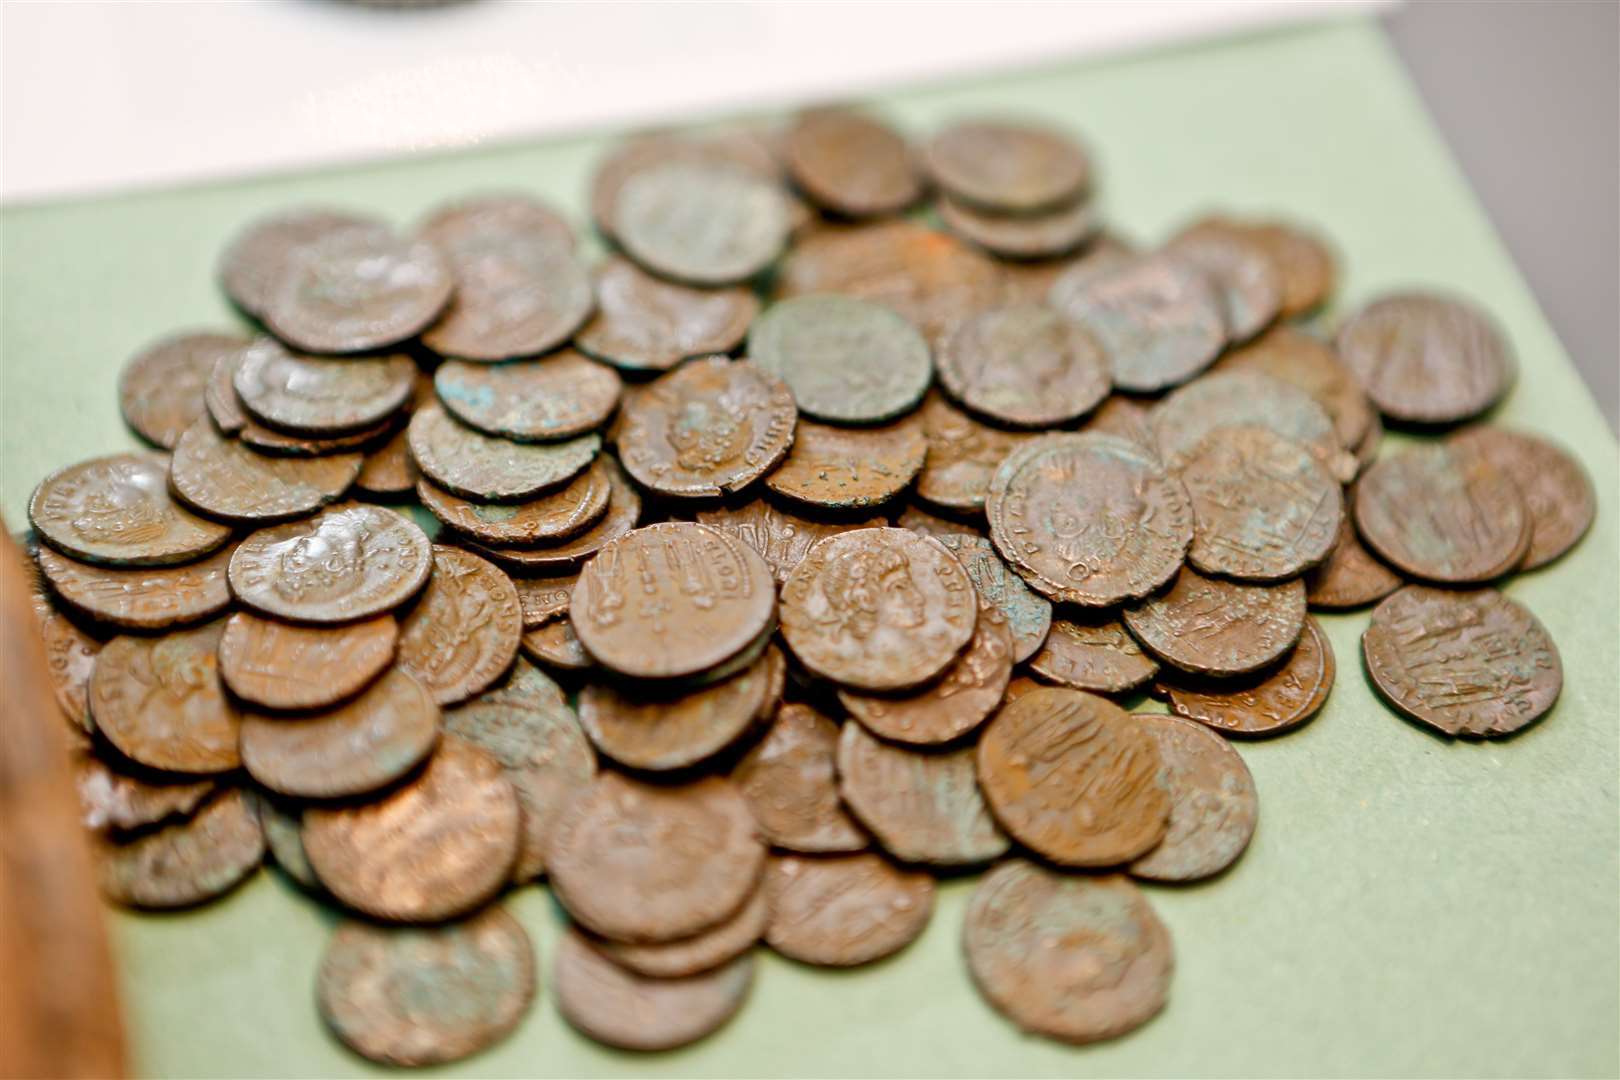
[3, 16, 1616, 1079]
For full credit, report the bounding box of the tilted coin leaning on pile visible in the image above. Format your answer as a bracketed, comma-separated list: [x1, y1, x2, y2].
[21, 107, 1593, 1063]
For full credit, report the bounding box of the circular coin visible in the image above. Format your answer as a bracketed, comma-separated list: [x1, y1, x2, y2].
[1081, 394, 1158, 455]
[464, 455, 640, 573]
[1162, 615, 1335, 737]
[30, 452, 231, 567]
[573, 255, 759, 373]
[1165, 230, 1281, 342]
[169, 419, 362, 523]
[395, 546, 523, 706]
[356, 422, 419, 497]
[590, 130, 782, 239]
[1123, 569, 1307, 678]
[1448, 426, 1596, 570]
[695, 501, 886, 584]
[924, 119, 1090, 213]
[219, 612, 397, 710]
[407, 404, 600, 502]
[519, 619, 592, 672]
[218, 206, 385, 317]
[732, 702, 868, 853]
[435, 351, 621, 442]
[748, 295, 932, 424]
[233, 339, 416, 435]
[74, 752, 215, 834]
[119, 331, 247, 449]
[1304, 510, 1403, 609]
[418, 458, 611, 546]
[918, 532, 1052, 664]
[96, 788, 265, 909]
[1128, 714, 1258, 881]
[236, 412, 394, 458]
[939, 304, 1110, 428]
[1218, 326, 1374, 452]
[512, 573, 577, 628]
[36, 543, 233, 630]
[39, 608, 101, 732]
[937, 193, 1100, 260]
[1185, 217, 1337, 317]
[1028, 614, 1159, 695]
[614, 160, 788, 286]
[765, 416, 926, 509]
[421, 227, 592, 362]
[784, 107, 921, 218]
[593, 884, 767, 979]
[1152, 370, 1354, 482]
[89, 620, 240, 775]
[1337, 292, 1515, 424]
[253, 793, 320, 890]
[762, 852, 935, 967]
[914, 390, 1039, 513]
[418, 191, 575, 252]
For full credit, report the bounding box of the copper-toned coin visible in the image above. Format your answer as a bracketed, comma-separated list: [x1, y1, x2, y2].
[781, 527, 977, 692]
[466, 455, 641, 573]
[964, 860, 1172, 1044]
[119, 331, 246, 449]
[236, 411, 395, 458]
[36, 543, 233, 630]
[1305, 509, 1403, 609]
[39, 607, 100, 733]
[520, 619, 592, 672]
[1081, 394, 1158, 455]
[555, 927, 754, 1051]
[1028, 614, 1159, 695]
[1048, 252, 1225, 392]
[897, 500, 984, 540]
[218, 206, 385, 318]
[939, 303, 1110, 428]
[303, 736, 519, 921]
[74, 752, 214, 833]
[1218, 326, 1374, 452]
[748, 294, 932, 424]
[574, 255, 759, 373]
[1128, 714, 1258, 880]
[395, 546, 522, 706]
[89, 620, 240, 775]
[319, 907, 536, 1067]
[442, 658, 596, 881]
[1354, 411, 1384, 474]
[929, 532, 1051, 663]
[938, 193, 1099, 260]
[232, 338, 416, 435]
[512, 572, 577, 628]
[229, 503, 432, 623]
[407, 403, 600, 503]
[1124, 569, 1307, 678]
[418, 459, 611, 547]
[763, 852, 934, 966]
[784, 107, 920, 218]
[30, 452, 231, 567]
[837, 723, 1009, 865]
[570, 522, 775, 681]
[765, 416, 926, 509]
[1002, 674, 1045, 703]
[420, 190, 574, 249]
[732, 702, 867, 853]
[96, 787, 264, 908]
[547, 773, 766, 943]
[594, 883, 767, 979]
[1363, 585, 1561, 738]
[1449, 426, 1596, 570]
[924, 119, 1090, 213]
[354, 425, 419, 497]
[1165, 230, 1281, 342]
[204, 348, 251, 434]
[839, 607, 1012, 745]
[253, 792, 319, 890]
[914, 390, 1038, 513]
[613, 159, 789, 286]
[987, 433, 1194, 607]
[696, 501, 885, 585]
[1354, 444, 1530, 583]
[590, 130, 783, 238]
[1162, 615, 1335, 737]
[435, 351, 621, 442]
[170, 419, 362, 523]
[1337, 292, 1515, 424]
[1185, 217, 1337, 317]
[220, 613, 396, 712]
[998, 232, 1135, 303]
[421, 223, 592, 362]
[977, 687, 1169, 866]
[1152, 370, 1355, 482]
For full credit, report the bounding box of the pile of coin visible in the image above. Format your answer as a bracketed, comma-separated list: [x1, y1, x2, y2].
[20, 105, 1594, 1063]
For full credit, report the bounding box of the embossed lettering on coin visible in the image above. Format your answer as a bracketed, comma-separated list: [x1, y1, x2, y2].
[30, 452, 230, 567]
[1123, 569, 1306, 678]
[1161, 615, 1335, 737]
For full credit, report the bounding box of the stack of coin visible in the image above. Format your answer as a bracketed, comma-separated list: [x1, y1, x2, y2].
[17, 100, 1594, 1064]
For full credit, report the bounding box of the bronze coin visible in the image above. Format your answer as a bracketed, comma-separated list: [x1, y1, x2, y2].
[732, 702, 867, 853]
[836, 722, 1009, 865]
[119, 331, 247, 449]
[74, 751, 214, 833]
[590, 130, 783, 240]
[762, 852, 934, 967]
[520, 619, 592, 672]
[780, 527, 977, 692]
[1185, 216, 1337, 317]
[89, 620, 240, 775]
[554, 927, 754, 1052]
[318, 907, 536, 1067]
[96, 787, 264, 908]
[30, 452, 231, 567]
[435, 351, 621, 442]
[1028, 614, 1159, 695]
[512, 572, 577, 628]
[784, 107, 921, 218]
[217, 206, 385, 318]
[612, 159, 789, 286]
[998, 232, 1135, 304]
[228, 503, 433, 624]
[420, 190, 574, 249]
[354, 425, 419, 497]
[1128, 714, 1258, 880]
[232, 338, 416, 435]
[303, 736, 520, 921]
[204, 348, 251, 434]
[1363, 585, 1561, 738]
[546, 773, 766, 943]
[219, 611, 397, 710]
[1449, 426, 1596, 570]
[839, 607, 1013, 745]
[465, 455, 641, 573]
[914, 390, 1038, 513]
[963, 860, 1172, 1044]
[986, 433, 1194, 607]
[418, 460, 610, 546]
[938, 193, 1100, 260]
[236, 412, 395, 458]
[696, 501, 885, 585]
[977, 687, 1169, 866]
[395, 546, 523, 706]
[407, 403, 600, 503]
[748, 294, 933, 424]
[252, 792, 320, 890]
[1152, 370, 1356, 482]
[897, 501, 984, 540]
[1162, 614, 1335, 737]
[36, 543, 233, 631]
[594, 883, 767, 979]
[927, 532, 1051, 663]
[1354, 444, 1531, 583]
[765, 416, 926, 510]
[1124, 569, 1307, 678]
[240, 668, 440, 799]
[1081, 394, 1158, 456]
[1354, 411, 1384, 475]
[938, 303, 1110, 428]
[574, 255, 759, 373]
[1002, 674, 1045, 703]
[442, 658, 596, 882]
[1165, 230, 1282, 342]
[1305, 509, 1403, 609]
[924, 118, 1090, 213]
[570, 522, 775, 681]
[1336, 291, 1515, 424]
[170, 419, 362, 523]
[421, 224, 592, 363]
[1218, 326, 1374, 452]
[39, 607, 101, 733]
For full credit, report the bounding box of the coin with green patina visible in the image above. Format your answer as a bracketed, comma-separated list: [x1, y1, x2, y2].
[434, 351, 621, 442]
[748, 295, 932, 424]
[407, 404, 599, 502]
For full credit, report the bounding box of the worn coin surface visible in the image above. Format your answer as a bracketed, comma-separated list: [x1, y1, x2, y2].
[1448, 426, 1595, 570]
[924, 119, 1090, 213]
[1124, 570, 1307, 678]
[1363, 585, 1561, 738]
[573, 255, 759, 372]
[1028, 614, 1159, 695]
[1304, 510, 1404, 609]
[614, 160, 788, 286]
[763, 852, 935, 966]
[219, 612, 397, 710]
[839, 607, 1013, 745]
[1186, 217, 1336, 317]
[119, 331, 246, 449]
[89, 621, 240, 775]
[732, 702, 868, 853]
[785, 107, 921, 218]
[1081, 395, 1158, 455]
[520, 619, 592, 672]
[96, 787, 265, 908]
[252, 792, 320, 890]
[937, 194, 1099, 261]
[939, 304, 1110, 428]
[235, 412, 394, 458]
[1152, 370, 1355, 482]
[512, 573, 578, 628]
[218, 206, 385, 317]
[74, 752, 215, 834]
[422, 225, 592, 362]
[170, 419, 362, 523]
[1218, 326, 1374, 452]
[233, 339, 417, 435]
[419, 190, 574, 250]
[435, 352, 621, 442]
[1162, 615, 1335, 737]
[749, 295, 933, 425]
[395, 546, 523, 706]
[1166, 229, 1281, 342]
[696, 501, 885, 584]
[914, 391, 1038, 513]
[30, 452, 231, 567]
[1337, 292, 1515, 425]
[964, 860, 1172, 1044]
[1128, 714, 1258, 881]
[39, 607, 101, 732]
[465, 455, 640, 573]
[408, 404, 600, 502]
[765, 416, 926, 509]
[594, 884, 767, 979]
[898, 501, 984, 540]
[589, 130, 782, 239]
[418, 458, 612, 546]
[998, 233, 1134, 304]
[36, 544, 233, 631]
[929, 533, 1051, 663]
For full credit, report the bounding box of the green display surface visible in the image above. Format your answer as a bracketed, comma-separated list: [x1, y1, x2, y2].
[3, 17, 1616, 1079]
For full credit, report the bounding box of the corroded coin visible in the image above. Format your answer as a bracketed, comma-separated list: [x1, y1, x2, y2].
[765, 416, 926, 509]
[421, 223, 592, 362]
[30, 452, 231, 567]
[1028, 614, 1159, 695]
[696, 501, 885, 584]
[732, 702, 867, 853]
[418, 458, 612, 546]
[780, 527, 977, 692]
[554, 928, 754, 1051]
[89, 620, 240, 775]
[464, 455, 640, 573]
[233, 338, 417, 435]
[1304, 510, 1403, 609]
[784, 107, 921, 218]
[964, 860, 1172, 1044]
[590, 130, 783, 239]
[1336, 291, 1515, 424]
[435, 351, 621, 442]
[1218, 326, 1374, 452]
[204, 348, 251, 435]
[240, 668, 440, 799]
[355, 425, 419, 497]
[1185, 216, 1337, 317]
[986, 433, 1194, 607]
[39, 608, 101, 732]
[763, 852, 935, 967]
[520, 619, 592, 672]
[36, 543, 233, 630]
[229, 503, 433, 623]
[170, 419, 362, 523]
[1152, 370, 1355, 482]
[1124, 569, 1307, 678]
[1002, 674, 1045, 703]
[442, 658, 596, 881]
[303, 736, 520, 921]
[615, 356, 796, 498]
[748, 294, 932, 424]
[74, 752, 214, 833]
[837, 723, 1009, 865]
[253, 793, 319, 890]
[1128, 714, 1258, 881]
[395, 545, 523, 706]
[419, 191, 575, 252]
[1363, 586, 1561, 738]
[1081, 394, 1158, 455]
[928, 532, 1051, 663]
[613, 160, 788, 286]
[218, 206, 385, 317]
[546, 773, 766, 943]
[1162, 615, 1335, 737]
[914, 390, 1038, 513]
[96, 787, 264, 908]
[924, 118, 1090, 213]
[1449, 426, 1596, 570]
[937, 194, 1099, 260]
[407, 404, 600, 502]
[219, 611, 397, 710]
[897, 501, 984, 540]
[977, 687, 1169, 866]
[594, 883, 767, 979]
[319, 907, 536, 1067]
[236, 412, 395, 458]
[839, 607, 1012, 745]
[1165, 229, 1281, 342]
[938, 303, 1110, 428]
[998, 233, 1134, 303]
[573, 255, 759, 373]
[570, 522, 775, 681]
[1354, 444, 1530, 583]
[512, 573, 577, 628]
[119, 331, 246, 449]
